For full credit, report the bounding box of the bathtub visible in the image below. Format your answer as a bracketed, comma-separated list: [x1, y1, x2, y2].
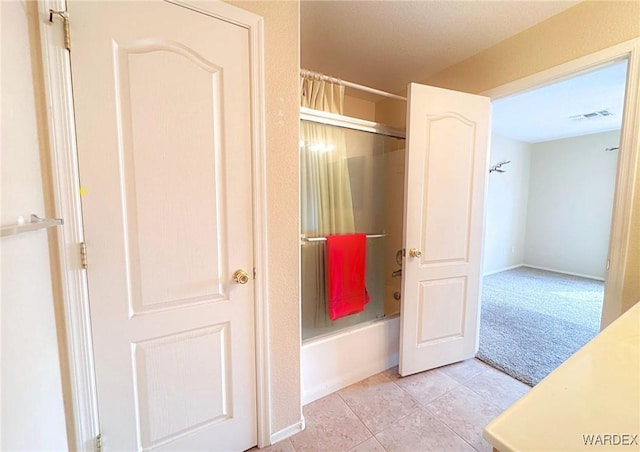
[301, 314, 400, 404]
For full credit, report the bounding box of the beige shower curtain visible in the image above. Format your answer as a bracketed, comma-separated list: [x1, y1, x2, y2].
[300, 74, 356, 328]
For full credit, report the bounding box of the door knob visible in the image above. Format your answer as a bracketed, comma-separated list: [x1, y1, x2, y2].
[409, 248, 422, 258]
[232, 269, 250, 285]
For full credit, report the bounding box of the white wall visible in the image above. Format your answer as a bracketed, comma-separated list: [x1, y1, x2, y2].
[1, 1, 68, 449]
[483, 135, 531, 274]
[524, 130, 620, 279]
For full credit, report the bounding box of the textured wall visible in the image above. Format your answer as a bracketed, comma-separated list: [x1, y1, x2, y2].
[525, 131, 620, 280]
[344, 95, 376, 121]
[226, 0, 302, 435]
[423, 1, 640, 94]
[624, 171, 640, 312]
[379, 2, 640, 121]
[483, 135, 531, 274]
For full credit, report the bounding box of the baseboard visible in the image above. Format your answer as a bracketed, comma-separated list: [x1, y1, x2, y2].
[522, 265, 605, 281]
[270, 418, 305, 445]
[483, 264, 524, 277]
[301, 316, 400, 405]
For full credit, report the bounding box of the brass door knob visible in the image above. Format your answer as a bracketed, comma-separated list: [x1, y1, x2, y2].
[233, 269, 250, 284]
[409, 248, 422, 258]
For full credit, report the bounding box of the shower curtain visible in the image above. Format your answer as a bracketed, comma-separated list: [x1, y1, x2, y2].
[300, 74, 356, 327]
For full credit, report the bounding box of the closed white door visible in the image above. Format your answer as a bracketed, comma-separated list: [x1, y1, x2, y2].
[68, 1, 256, 450]
[400, 83, 490, 376]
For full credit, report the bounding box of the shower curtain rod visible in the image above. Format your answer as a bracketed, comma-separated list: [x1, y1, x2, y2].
[301, 69, 407, 102]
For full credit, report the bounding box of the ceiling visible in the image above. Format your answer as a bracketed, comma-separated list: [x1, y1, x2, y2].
[301, 1, 627, 143]
[301, 1, 580, 95]
[492, 60, 628, 143]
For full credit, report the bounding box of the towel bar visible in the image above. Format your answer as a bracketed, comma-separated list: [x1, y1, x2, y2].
[300, 233, 387, 243]
[1, 214, 63, 238]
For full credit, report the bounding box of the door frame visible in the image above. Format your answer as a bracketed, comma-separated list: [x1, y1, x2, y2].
[481, 37, 640, 330]
[37, 0, 271, 449]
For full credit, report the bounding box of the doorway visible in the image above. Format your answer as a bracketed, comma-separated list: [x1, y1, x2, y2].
[478, 60, 628, 385]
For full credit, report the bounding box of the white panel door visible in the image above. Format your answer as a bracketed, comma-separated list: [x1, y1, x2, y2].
[400, 83, 490, 376]
[68, 1, 256, 450]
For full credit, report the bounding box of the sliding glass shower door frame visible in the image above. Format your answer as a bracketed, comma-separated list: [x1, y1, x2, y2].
[300, 107, 406, 139]
[299, 108, 406, 341]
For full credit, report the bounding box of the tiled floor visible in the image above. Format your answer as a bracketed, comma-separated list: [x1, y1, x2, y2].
[262, 359, 530, 452]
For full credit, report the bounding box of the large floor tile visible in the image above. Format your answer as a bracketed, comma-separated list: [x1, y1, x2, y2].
[382, 366, 401, 381]
[463, 366, 530, 410]
[375, 407, 475, 452]
[392, 368, 460, 407]
[339, 372, 420, 434]
[291, 393, 371, 452]
[349, 437, 386, 452]
[426, 385, 502, 452]
[439, 358, 492, 383]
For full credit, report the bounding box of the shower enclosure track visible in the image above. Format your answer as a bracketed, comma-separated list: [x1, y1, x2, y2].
[300, 107, 406, 139]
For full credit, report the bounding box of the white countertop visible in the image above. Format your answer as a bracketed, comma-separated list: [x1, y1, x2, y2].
[484, 302, 640, 451]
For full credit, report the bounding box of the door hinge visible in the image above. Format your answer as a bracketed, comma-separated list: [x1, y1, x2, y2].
[95, 433, 102, 452]
[80, 242, 88, 270]
[253, 267, 256, 280]
[606, 259, 610, 271]
[48, 9, 71, 51]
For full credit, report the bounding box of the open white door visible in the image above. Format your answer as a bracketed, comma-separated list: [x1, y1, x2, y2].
[399, 83, 490, 376]
[69, 1, 257, 450]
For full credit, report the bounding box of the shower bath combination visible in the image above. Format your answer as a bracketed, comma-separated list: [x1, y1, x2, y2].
[299, 115, 406, 340]
[299, 67, 491, 403]
[299, 69, 408, 342]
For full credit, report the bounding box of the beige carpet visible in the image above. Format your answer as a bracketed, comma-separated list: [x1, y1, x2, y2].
[477, 266, 603, 386]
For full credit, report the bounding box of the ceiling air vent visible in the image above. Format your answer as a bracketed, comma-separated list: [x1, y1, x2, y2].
[569, 109, 614, 121]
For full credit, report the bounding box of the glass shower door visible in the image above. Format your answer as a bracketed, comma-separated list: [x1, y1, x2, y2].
[300, 119, 405, 340]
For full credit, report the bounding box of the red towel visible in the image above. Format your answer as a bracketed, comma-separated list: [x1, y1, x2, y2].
[325, 234, 370, 321]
